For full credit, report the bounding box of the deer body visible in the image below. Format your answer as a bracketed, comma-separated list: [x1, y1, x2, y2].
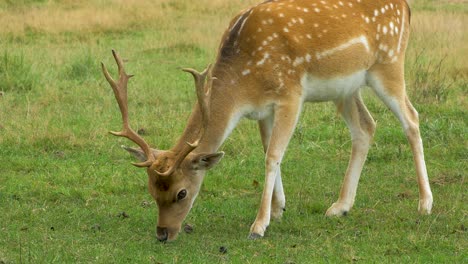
[103, 0, 433, 242]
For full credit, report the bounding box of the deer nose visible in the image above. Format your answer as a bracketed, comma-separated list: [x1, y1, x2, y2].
[156, 226, 168, 242]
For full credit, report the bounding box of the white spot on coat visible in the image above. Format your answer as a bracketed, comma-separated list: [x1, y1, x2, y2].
[256, 52, 270, 66]
[293, 57, 304, 67]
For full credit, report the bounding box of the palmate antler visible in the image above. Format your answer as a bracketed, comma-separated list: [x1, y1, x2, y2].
[102, 50, 213, 176]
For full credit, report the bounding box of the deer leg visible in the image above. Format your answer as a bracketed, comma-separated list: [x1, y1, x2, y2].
[259, 116, 286, 220]
[249, 99, 302, 239]
[367, 64, 433, 214]
[326, 92, 376, 216]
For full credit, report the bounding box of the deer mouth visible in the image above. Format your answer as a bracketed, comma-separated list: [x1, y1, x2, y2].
[156, 226, 180, 242]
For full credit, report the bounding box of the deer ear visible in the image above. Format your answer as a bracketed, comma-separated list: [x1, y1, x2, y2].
[122, 146, 162, 162]
[191, 152, 224, 170]
[121, 145, 147, 162]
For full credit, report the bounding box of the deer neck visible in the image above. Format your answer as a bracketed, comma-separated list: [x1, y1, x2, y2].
[172, 85, 241, 154]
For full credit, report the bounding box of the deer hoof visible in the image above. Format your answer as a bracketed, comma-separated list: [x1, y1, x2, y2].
[248, 232, 263, 240]
[271, 207, 286, 220]
[418, 197, 433, 215]
[249, 221, 267, 239]
[325, 202, 350, 217]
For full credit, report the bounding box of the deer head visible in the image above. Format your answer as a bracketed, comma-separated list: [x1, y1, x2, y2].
[102, 50, 224, 242]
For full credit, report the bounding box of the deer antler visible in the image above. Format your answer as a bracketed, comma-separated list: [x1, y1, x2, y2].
[154, 65, 214, 177]
[183, 64, 213, 133]
[101, 50, 155, 168]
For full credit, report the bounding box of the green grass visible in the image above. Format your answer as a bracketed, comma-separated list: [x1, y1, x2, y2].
[0, 0, 467, 263]
[0, 50, 40, 92]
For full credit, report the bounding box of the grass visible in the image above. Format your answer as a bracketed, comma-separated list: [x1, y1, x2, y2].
[0, 51, 39, 92]
[0, 0, 467, 263]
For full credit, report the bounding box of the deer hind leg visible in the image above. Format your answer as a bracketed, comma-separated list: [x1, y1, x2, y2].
[367, 64, 433, 214]
[249, 98, 302, 239]
[259, 115, 286, 220]
[326, 92, 376, 216]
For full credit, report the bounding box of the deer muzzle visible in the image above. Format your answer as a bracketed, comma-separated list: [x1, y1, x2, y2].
[156, 226, 181, 242]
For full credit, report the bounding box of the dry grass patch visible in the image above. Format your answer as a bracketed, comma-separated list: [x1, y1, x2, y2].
[406, 11, 467, 103]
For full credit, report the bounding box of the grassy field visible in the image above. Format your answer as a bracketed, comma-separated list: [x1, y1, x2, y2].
[0, 0, 466, 263]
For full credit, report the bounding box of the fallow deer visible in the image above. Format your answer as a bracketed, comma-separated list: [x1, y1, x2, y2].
[102, 0, 433, 241]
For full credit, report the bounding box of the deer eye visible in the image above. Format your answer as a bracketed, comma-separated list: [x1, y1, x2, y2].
[177, 189, 187, 201]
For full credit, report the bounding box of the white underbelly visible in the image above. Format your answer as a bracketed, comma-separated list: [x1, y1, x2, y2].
[244, 104, 274, 120]
[301, 70, 367, 102]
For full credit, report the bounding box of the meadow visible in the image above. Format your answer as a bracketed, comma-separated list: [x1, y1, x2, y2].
[0, 0, 466, 263]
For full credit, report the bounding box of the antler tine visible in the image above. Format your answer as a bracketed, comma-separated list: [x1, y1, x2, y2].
[183, 64, 213, 132]
[155, 141, 198, 177]
[102, 50, 154, 168]
[154, 65, 213, 176]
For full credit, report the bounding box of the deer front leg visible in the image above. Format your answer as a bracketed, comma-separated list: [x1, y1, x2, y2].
[250, 99, 302, 239]
[326, 93, 376, 216]
[259, 117, 286, 220]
